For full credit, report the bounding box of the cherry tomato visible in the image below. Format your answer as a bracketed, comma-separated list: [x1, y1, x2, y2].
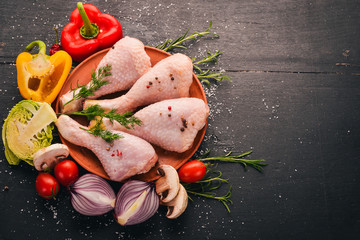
[35, 173, 59, 199]
[54, 160, 79, 186]
[178, 160, 206, 183]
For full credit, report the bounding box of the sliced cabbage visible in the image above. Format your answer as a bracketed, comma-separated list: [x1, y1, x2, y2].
[2, 100, 57, 165]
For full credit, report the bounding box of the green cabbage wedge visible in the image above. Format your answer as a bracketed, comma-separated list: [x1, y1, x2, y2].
[2, 100, 57, 165]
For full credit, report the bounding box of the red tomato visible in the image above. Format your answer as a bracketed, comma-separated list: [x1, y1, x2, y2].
[178, 160, 206, 183]
[54, 160, 79, 186]
[35, 173, 59, 199]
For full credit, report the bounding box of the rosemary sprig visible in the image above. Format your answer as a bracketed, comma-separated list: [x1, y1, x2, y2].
[63, 64, 112, 106]
[197, 150, 267, 172]
[80, 118, 122, 143]
[183, 169, 233, 212]
[155, 21, 218, 52]
[192, 50, 223, 71]
[196, 69, 232, 86]
[59, 104, 142, 129]
[192, 51, 232, 85]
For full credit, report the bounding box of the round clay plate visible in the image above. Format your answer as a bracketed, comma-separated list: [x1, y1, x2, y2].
[55, 46, 207, 182]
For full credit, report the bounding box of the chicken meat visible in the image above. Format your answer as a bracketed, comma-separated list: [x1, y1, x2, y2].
[84, 53, 193, 114]
[100, 98, 209, 153]
[59, 36, 151, 113]
[56, 115, 158, 182]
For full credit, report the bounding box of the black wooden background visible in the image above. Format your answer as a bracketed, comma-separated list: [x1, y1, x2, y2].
[1, 0, 359, 239]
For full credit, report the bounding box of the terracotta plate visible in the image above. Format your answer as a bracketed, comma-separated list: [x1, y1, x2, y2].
[55, 46, 207, 182]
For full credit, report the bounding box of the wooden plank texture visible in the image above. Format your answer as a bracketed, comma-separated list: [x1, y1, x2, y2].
[0, 0, 359, 239]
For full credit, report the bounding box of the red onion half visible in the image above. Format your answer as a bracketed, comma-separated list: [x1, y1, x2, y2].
[114, 180, 159, 226]
[69, 174, 116, 216]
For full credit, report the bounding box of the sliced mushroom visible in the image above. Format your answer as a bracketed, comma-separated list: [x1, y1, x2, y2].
[155, 165, 180, 203]
[33, 144, 69, 171]
[161, 184, 188, 219]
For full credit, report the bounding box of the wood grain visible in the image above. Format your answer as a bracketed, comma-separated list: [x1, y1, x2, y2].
[0, 0, 359, 239]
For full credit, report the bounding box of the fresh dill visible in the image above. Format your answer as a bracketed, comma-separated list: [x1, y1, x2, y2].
[63, 64, 112, 106]
[59, 104, 142, 129]
[80, 119, 122, 143]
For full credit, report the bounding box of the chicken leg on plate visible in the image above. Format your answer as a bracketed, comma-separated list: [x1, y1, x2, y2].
[59, 36, 151, 113]
[84, 53, 193, 114]
[100, 98, 209, 153]
[56, 115, 157, 182]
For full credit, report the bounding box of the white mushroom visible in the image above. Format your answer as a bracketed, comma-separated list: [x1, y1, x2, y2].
[161, 184, 188, 219]
[33, 144, 69, 171]
[155, 165, 180, 203]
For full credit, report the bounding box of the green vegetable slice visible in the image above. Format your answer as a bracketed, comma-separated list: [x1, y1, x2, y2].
[2, 100, 57, 165]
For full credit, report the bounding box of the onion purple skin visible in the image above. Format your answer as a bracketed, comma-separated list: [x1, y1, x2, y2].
[69, 173, 116, 216]
[114, 180, 160, 226]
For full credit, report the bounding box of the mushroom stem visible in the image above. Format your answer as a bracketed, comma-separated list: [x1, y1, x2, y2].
[161, 184, 188, 219]
[155, 165, 180, 203]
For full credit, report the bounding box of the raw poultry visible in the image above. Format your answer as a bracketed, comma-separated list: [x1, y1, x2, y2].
[56, 115, 158, 182]
[59, 36, 151, 113]
[83, 53, 193, 114]
[100, 98, 209, 153]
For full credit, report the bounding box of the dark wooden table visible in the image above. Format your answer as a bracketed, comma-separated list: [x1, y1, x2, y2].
[1, 0, 359, 239]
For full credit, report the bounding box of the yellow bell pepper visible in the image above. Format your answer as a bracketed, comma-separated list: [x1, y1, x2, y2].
[16, 40, 72, 103]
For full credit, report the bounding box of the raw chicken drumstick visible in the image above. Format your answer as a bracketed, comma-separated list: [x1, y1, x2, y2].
[59, 36, 151, 113]
[56, 115, 158, 182]
[84, 53, 193, 114]
[100, 98, 209, 153]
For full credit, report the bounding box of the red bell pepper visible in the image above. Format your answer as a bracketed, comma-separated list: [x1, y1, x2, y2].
[61, 2, 123, 62]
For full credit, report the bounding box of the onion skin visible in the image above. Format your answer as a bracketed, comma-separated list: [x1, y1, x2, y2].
[114, 180, 159, 226]
[70, 174, 116, 216]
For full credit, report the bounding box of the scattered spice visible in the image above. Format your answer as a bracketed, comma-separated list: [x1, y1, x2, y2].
[106, 147, 110, 151]
[149, 81, 153, 85]
[182, 118, 188, 128]
[168, 114, 171, 117]
[180, 127, 185, 132]
[171, 77, 175, 81]
[116, 150, 122, 157]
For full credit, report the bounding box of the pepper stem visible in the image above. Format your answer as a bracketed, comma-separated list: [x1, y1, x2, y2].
[25, 40, 47, 55]
[77, 2, 99, 39]
[53, 27, 59, 44]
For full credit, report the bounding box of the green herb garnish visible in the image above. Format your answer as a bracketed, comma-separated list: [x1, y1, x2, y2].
[155, 21, 218, 52]
[183, 150, 266, 212]
[64, 64, 112, 106]
[198, 150, 267, 172]
[80, 118, 121, 143]
[183, 167, 233, 212]
[192, 51, 232, 85]
[59, 104, 142, 129]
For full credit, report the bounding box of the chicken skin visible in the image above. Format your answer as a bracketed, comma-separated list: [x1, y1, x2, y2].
[56, 115, 157, 182]
[84, 53, 193, 114]
[59, 36, 151, 113]
[101, 98, 209, 153]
